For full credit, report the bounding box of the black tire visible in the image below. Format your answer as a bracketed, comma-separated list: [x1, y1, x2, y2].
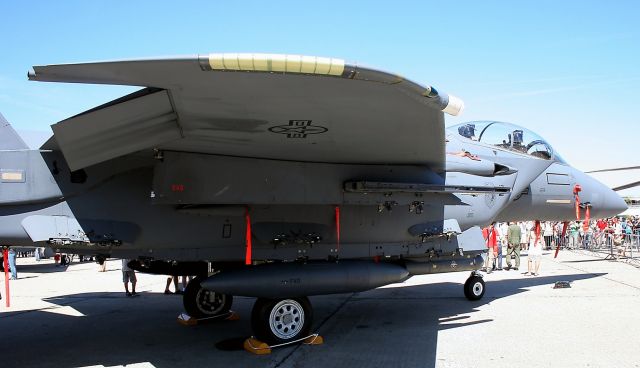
[251, 297, 313, 345]
[183, 277, 233, 318]
[464, 275, 485, 301]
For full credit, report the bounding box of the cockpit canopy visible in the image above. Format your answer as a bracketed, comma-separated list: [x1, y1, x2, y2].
[449, 121, 565, 163]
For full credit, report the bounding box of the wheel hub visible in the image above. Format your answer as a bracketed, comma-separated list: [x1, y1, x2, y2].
[283, 314, 293, 325]
[473, 282, 483, 295]
[196, 289, 225, 315]
[269, 299, 305, 340]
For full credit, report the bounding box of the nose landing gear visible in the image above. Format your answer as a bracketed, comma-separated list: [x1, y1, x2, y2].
[464, 271, 485, 300]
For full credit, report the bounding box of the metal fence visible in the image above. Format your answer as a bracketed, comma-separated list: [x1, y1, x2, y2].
[562, 231, 640, 266]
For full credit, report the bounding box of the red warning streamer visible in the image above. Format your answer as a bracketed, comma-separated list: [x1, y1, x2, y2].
[3, 248, 9, 308]
[245, 208, 252, 265]
[574, 184, 582, 220]
[335, 206, 341, 252]
[583, 205, 591, 232]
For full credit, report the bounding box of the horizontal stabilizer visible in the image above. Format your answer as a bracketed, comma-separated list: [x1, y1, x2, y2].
[586, 166, 640, 174]
[613, 181, 640, 192]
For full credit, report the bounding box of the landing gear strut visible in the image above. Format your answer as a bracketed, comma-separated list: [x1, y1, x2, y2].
[183, 276, 233, 318]
[463, 271, 485, 300]
[251, 297, 313, 345]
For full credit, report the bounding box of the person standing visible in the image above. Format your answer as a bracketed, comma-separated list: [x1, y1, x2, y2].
[553, 222, 562, 249]
[543, 221, 553, 250]
[569, 221, 580, 249]
[505, 222, 521, 270]
[121, 259, 137, 297]
[596, 218, 607, 247]
[181, 275, 193, 293]
[526, 221, 544, 276]
[482, 223, 498, 274]
[624, 220, 632, 245]
[496, 222, 508, 270]
[8, 247, 17, 280]
[584, 221, 594, 249]
[519, 221, 531, 251]
[165, 275, 180, 294]
[97, 255, 107, 272]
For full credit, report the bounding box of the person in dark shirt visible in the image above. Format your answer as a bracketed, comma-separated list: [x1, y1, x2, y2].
[505, 222, 522, 270]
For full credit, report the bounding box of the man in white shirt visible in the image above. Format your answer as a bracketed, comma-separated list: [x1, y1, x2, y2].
[496, 222, 508, 270]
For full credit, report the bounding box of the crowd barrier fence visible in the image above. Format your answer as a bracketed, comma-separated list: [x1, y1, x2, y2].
[565, 231, 640, 265]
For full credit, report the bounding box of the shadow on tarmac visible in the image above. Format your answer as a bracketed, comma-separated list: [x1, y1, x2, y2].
[13, 261, 117, 274]
[561, 259, 616, 263]
[2, 272, 604, 368]
[12, 262, 72, 274]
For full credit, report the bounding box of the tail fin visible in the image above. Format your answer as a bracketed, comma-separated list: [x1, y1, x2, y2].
[0, 113, 29, 150]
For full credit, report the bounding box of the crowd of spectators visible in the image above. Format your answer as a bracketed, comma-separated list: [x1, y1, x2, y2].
[482, 216, 639, 275]
[550, 216, 640, 250]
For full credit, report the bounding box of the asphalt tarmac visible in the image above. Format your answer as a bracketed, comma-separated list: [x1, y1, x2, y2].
[2, 250, 639, 368]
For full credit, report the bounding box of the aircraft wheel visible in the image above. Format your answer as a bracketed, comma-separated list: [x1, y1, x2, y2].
[464, 275, 485, 301]
[183, 277, 233, 318]
[251, 297, 313, 345]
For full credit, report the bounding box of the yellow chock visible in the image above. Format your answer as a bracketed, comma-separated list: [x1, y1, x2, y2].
[244, 338, 272, 355]
[304, 335, 324, 345]
[177, 313, 198, 326]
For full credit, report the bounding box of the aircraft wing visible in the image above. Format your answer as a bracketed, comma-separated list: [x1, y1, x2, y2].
[29, 53, 464, 171]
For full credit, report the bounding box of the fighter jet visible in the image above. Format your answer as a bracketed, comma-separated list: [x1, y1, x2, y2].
[0, 53, 626, 344]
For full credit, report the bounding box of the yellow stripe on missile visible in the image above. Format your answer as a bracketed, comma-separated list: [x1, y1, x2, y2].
[207, 53, 345, 76]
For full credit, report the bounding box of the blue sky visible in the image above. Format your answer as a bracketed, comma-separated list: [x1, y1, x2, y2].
[1, 1, 639, 193]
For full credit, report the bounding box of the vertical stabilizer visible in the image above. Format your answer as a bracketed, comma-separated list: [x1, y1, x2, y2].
[0, 113, 29, 150]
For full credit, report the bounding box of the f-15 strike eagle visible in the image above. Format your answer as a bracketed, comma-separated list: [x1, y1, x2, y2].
[0, 53, 626, 344]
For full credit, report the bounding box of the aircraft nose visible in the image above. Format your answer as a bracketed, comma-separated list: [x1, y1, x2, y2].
[574, 168, 627, 218]
[601, 188, 628, 217]
[581, 174, 628, 218]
